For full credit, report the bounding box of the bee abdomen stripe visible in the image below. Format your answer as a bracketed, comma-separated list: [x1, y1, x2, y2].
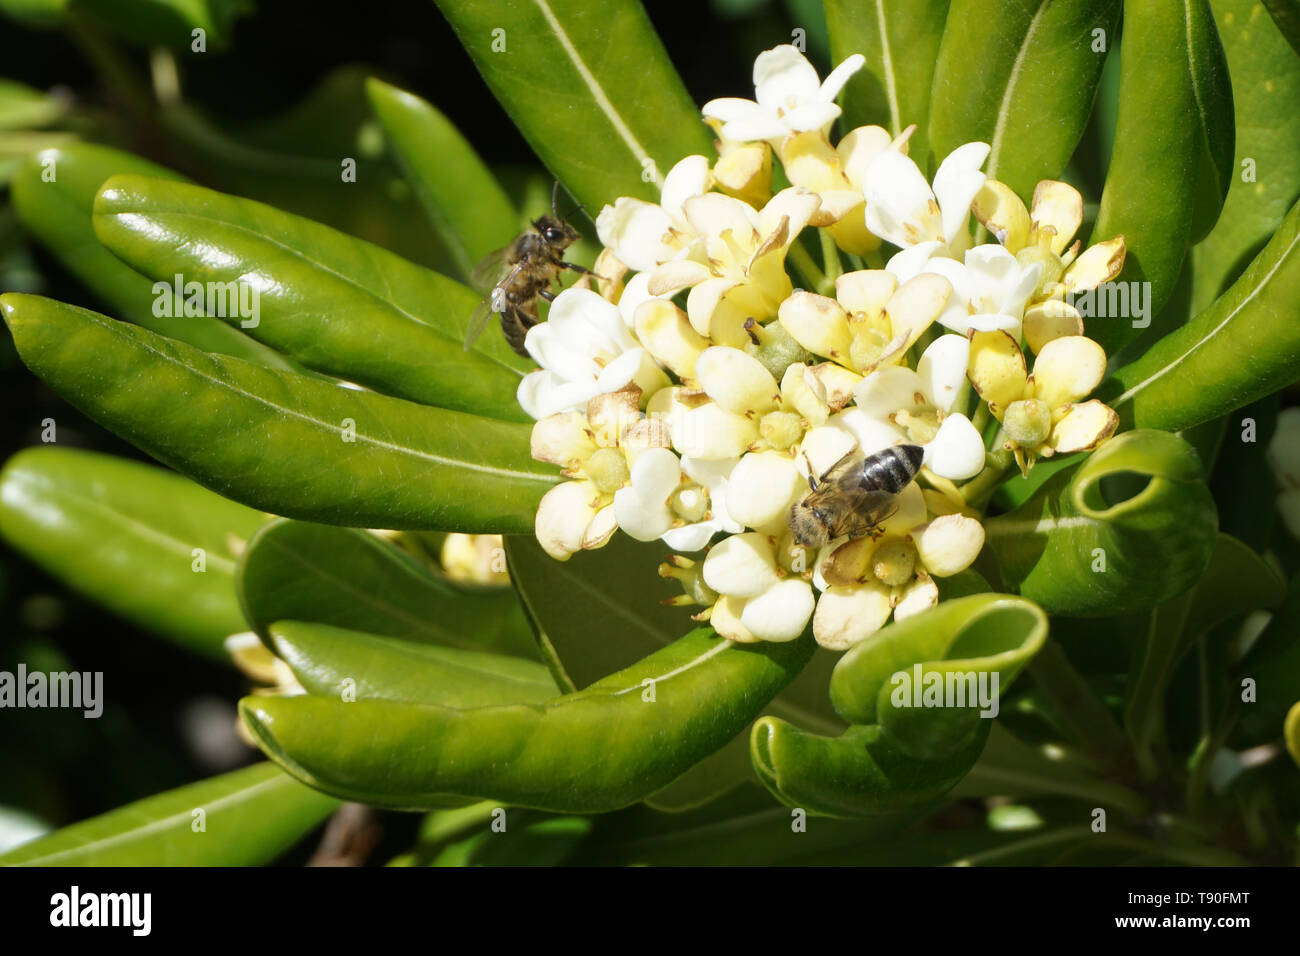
[865, 445, 923, 493]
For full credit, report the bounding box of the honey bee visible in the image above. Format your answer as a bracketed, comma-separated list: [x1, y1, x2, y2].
[464, 183, 589, 357]
[788, 443, 925, 549]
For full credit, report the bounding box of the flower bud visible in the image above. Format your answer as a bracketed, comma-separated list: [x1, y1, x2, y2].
[1003, 398, 1053, 447]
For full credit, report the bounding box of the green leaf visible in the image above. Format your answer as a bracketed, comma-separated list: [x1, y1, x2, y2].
[0, 78, 66, 129]
[749, 596, 1046, 818]
[825, 0, 951, 163]
[1102, 196, 1300, 432]
[928, 0, 1120, 197]
[72, 0, 251, 50]
[752, 719, 990, 818]
[0, 446, 264, 660]
[432, 0, 713, 212]
[1088, 0, 1234, 354]
[985, 430, 1219, 615]
[506, 533, 845, 809]
[828, 594, 1048, 756]
[0, 0, 67, 28]
[239, 519, 538, 658]
[268, 620, 557, 707]
[0, 763, 338, 865]
[365, 78, 519, 281]
[1263, 0, 1300, 55]
[0, 294, 556, 532]
[426, 813, 593, 867]
[1192, 0, 1300, 314]
[241, 627, 812, 812]
[10, 144, 286, 365]
[1237, 570, 1300, 743]
[92, 173, 532, 419]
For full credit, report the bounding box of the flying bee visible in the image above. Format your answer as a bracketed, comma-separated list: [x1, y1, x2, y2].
[464, 182, 589, 357]
[788, 443, 925, 550]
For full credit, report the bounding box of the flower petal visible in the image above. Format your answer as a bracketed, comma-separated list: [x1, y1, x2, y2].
[932, 142, 990, 245]
[971, 179, 1031, 251]
[967, 329, 1027, 417]
[742, 578, 815, 641]
[923, 413, 986, 481]
[634, 299, 710, 379]
[1030, 180, 1083, 254]
[1064, 236, 1126, 293]
[916, 333, 970, 412]
[695, 346, 781, 415]
[535, 480, 602, 561]
[660, 155, 712, 225]
[672, 400, 760, 460]
[852, 364, 925, 420]
[886, 273, 952, 352]
[911, 514, 985, 576]
[595, 198, 678, 272]
[812, 582, 892, 650]
[1023, 298, 1084, 354]
[753, 44, 822, 112]
[893, 573, 938, 620]
[778, 290, 853, 361]
[1031, 335, 1107, 409]
[1048, 399, 1119, 454]
[728, 450, 804, 529]
[702, 531, 779, 598]
[711, 594, 758, 642]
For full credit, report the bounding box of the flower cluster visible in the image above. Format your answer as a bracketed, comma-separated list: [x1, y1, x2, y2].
[517, 45, 1123, 649]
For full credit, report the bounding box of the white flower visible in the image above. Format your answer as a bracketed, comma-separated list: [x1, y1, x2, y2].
[613, 448, 743, 551]
[810, 486, 985, 650]
[596, 155, 712, 272]
[889, 241, 1044, 337]
[863, 140, 989, 255]
[702, 45, 865, 143]
[702, 532, 814, 642]
[517, 288, 669, 420]
[849, 334, 987, 481]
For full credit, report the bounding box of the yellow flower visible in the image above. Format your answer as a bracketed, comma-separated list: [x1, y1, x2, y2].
[972, 179, 1127, 352]
[967, 332, 1119, 475]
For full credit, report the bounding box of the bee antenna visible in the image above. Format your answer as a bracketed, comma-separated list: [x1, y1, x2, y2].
[550, 180, 587, 223]
[550, 179, 562, 217]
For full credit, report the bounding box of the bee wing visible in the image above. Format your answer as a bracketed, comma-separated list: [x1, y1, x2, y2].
[831, 488, 898, 539]
[463, 260, 525, 351]
[469, 246, 511, 292]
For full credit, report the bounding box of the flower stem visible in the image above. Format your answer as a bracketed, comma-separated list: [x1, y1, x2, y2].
[819, 228, 843, 286]
[864, 247, 885, 270]
[787, 240, 832, 296]
[961, 453, 1012, 508]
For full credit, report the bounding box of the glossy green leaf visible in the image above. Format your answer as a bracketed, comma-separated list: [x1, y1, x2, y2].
[10, 144, 285, 365]
[0, 446, 264, 659]
[507, 531, 844, 808]
[92, 173, 532, 419]
[365, 78, 519, 280]
[268, 620, 557, 707]
[1, 294, 555, 532]
[1263, 0, 1300, 55]
[1237, 570, 1300, 743]
[239, 519, 537, 658]
[1089, 0, 1234, 354]
[425, 814, 593, 867]
[1192, 0, 1300, 314]
[0, 763, 337, 865]
[829, 594, 1048, 757]
[242, 627, 811, 812]
[1103, 198, 1300, 434]
[985, 430, 1219, 615]
[825, 0, 950, 163]
[0, 78, 65, 129]
[1125, 534, 1285, 775]
[0, 0, 67, 28]
[432, 0, 713, 212]
[752, 719, 990, 819]
[928, 0, 1119, 198]
[73, 0, 250, 50]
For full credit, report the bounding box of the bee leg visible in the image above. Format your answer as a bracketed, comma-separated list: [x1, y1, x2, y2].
[538, 290, 556, 302]
[560, 261, 595, 275]
[802, 452, 818, 491]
